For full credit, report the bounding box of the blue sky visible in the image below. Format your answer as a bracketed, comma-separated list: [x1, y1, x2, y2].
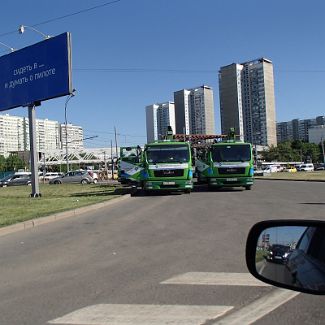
[1, 0, 325, 147]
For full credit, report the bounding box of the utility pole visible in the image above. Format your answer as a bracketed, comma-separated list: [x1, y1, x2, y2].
[111, 140, 114, 180]
[104, 150, 108, 180]
[321, 137, 325, 165]
[114, 126, 118, 159]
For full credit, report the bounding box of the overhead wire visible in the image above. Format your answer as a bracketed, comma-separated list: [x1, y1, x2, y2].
[0, 0, 121, 38]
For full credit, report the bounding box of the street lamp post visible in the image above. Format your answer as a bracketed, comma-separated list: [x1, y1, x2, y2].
[321, 136, 325, 165]
[64, 91, 76, 173]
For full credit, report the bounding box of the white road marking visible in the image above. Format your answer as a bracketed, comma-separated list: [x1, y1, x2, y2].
[48, 304, 233, 325]
[161, 272, 271, 286]
[212, 288, 299, 325]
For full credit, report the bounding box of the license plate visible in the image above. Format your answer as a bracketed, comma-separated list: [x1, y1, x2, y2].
[163, 182, 175, 185]
[275, 256, 282, 259]
[226, 178, 238, 182]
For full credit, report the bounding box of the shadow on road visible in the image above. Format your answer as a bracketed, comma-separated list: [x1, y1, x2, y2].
[71, 185, 133, 197]
[300, 202, 325, 205]
[193, 184, 245, 193]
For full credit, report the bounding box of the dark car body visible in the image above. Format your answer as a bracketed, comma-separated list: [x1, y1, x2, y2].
[285, 227, 325, 291]
[0, 174, 32, 187]
[266, 244, 291, 263]
[49, 171, 94, 184]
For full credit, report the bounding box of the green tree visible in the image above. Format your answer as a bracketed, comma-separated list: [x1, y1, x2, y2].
[5, 154, 26, 171]
[0, 155, 6, 172]
[261, 141, 322, 163]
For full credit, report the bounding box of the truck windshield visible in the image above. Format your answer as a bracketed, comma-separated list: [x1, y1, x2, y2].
[120, 147, 139, 163]
[211, 144, 251, 162]
[146, 145, 190, 163]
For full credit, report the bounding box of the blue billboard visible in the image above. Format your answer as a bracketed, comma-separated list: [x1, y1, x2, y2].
[0, 32, 72, 111]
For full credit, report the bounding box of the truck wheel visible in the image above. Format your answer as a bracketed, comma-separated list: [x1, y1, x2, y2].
[245, 185, 252, 190]
[184, 189, 191, 194]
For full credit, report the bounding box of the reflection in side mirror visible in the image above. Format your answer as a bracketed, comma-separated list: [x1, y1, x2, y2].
[246, 220, 325, 295]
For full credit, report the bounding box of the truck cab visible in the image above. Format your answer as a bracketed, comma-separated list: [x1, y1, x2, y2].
[140, 141, 193, 193]
[196, 140, 254, 190]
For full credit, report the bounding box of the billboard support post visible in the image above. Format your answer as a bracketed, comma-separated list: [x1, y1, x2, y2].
[28, 104, 41, 197]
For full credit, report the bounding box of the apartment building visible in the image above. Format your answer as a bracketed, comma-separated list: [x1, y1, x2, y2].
[174, 85, 215, 135]
[0, 114, 83, 157]
[219, 58, 277, 146]
[145, 102, 176, 143]
[277, 116, 325, 143]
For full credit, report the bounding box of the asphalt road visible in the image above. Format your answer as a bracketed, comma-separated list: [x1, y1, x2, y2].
[0, 180, 324, 325]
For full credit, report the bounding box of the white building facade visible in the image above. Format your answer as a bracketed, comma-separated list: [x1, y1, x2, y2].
[0, 114, 83, 157]
[145, 102, 176, 143]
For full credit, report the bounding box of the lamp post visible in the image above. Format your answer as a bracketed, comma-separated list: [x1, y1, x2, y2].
[18, 25, 51, 39]
[64, 91, 76, 172]
[321, 136, 325, 165]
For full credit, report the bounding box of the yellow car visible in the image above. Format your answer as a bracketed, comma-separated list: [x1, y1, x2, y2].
[284, 166, 297, 173]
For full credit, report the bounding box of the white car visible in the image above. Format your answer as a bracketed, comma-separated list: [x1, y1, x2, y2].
[297, 163, 314, 172]
[40, 172, 64, 181]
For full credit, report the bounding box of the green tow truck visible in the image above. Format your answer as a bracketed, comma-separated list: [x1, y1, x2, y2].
[140, 140, 193, 193]
[118, 146, 143, 185]
[195, 130, 254, 190]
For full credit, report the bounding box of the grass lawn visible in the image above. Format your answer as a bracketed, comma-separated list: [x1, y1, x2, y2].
[256, 249, 268, 263]
[0, 183, 124, 227]
[255, 170, 325, 181]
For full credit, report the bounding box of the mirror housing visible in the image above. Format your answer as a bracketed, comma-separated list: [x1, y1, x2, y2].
[246, 220, 325, 295]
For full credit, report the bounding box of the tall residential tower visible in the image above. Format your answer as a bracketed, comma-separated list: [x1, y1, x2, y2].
[174, 85, 215, 135]
[219, 58, 277, 147]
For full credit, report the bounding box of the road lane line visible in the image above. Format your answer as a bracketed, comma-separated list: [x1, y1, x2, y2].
[212, 288, 299, 324]
[161, 272, 271, 286]
[48, 304, 233, 325]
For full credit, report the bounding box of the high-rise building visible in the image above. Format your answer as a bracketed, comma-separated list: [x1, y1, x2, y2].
[60, 123, 84, 150]
[276, 116, 325, 143]
[0, 113, 83, 157]
[219, 58, 277, 146]
[174, 85, 215, 135]
[145, 102, 175, 143]
[309, 125, 325, 145]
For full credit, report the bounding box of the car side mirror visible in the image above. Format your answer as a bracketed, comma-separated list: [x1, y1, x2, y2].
[246, 220, 325, 295]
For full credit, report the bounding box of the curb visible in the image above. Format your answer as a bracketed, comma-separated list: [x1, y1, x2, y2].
[255, 178, 325, 182]
[0, 194, 131, 238]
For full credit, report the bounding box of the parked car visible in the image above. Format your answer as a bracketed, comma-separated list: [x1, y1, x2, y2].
[297, 163, 314, 172]
[40, 172, 64, 181]
[283, 166, 297, 173]
[86, 170, 98, 183]
[49, 171, 94, 184]
[315, 163, 325, 171]
[0, 174, 32, 187]
[263, 165, 278, 173]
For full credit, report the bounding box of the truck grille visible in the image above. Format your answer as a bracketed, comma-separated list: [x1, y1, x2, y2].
[218, 167, 246, 175]
[153, 169, 184, 177]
